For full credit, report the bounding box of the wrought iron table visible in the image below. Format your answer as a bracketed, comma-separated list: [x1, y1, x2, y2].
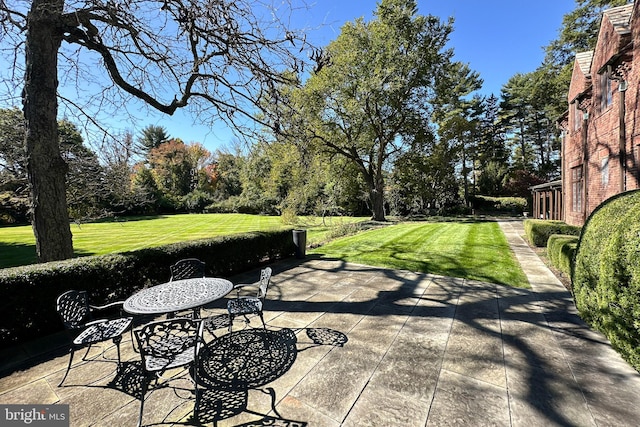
[123, 277, 233, 316]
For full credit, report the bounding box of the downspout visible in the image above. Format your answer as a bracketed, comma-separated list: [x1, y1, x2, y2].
[581, 108, 589, 224]
[560, 129, 566, 221]
[608, 64, 627, 192]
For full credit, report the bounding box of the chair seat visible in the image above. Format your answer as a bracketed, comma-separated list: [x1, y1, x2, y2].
[227, 297, 262, 315]
[142, 348, 197, 372]
[73, 317, 133, 346]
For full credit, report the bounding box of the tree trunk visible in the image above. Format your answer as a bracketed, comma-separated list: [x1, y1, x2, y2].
[23, 0, 74, 262]
[369, 173, 386, 221]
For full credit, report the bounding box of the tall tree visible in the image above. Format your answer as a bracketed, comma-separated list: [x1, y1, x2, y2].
[500, 73, 536, 171]
[148, 139, 193, 197]
[476, 95, 509, 195]
[0, 110, 106, 221]
[500, 68, 562, 180]
[100, 130, 154, 215]
[138, 125, 170, 154]
[280, 0, 454, 221]
[0, 0, 309, 262]
[58, 120, 106, 220]
[433, 62, 483, 206]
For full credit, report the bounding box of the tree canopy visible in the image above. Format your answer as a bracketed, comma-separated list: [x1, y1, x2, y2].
[277, 0, 458, 221]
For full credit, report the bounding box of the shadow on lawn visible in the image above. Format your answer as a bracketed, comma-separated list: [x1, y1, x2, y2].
[0, 242, 37, 269]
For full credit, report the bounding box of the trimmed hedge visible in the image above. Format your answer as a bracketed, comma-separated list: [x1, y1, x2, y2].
[524, 219, 581, 247]
[573, 190, 640, 371]
[547, 234, 578, 277]
[470, 195, 527, 215]
[0, 229, 296, 347]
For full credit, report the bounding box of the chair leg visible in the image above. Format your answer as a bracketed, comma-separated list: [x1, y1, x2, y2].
[58, 347, 75, 386]
[259, 313, 266, 329]
[80, 343, 93, 362]
[113, 335, 123, 369]
[228, 314, 234, 333]
[138, 379, 149, 427]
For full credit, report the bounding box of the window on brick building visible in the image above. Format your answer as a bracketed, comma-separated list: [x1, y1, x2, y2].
[573, 102, 581, 131]
[572, 166, 583, 212]
[601, 156, 609, 186]
[599, 73, 612, 111]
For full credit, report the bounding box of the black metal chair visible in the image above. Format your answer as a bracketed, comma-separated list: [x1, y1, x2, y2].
[56, 290, 133, 386]
[170, 258, 206, 281]
[169, 258, 206, 318]
[227, 267, 272, 332]
[134, 317, 204, 427]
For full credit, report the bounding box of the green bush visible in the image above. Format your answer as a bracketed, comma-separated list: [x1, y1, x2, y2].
[524, 219, 581, 247]
[470, 195, 527, 215]
[547, 234, 578, 276]
[0, 229, 296, 347]
[573, 190, 640, 371]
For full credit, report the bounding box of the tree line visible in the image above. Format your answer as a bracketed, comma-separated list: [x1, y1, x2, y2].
[0, 0, 629, 261]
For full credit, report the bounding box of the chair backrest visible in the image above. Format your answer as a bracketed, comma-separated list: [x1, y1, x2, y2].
[134, 318, 203, 372]
[170, 258, 205, 281]
[57, 290, 91, 330]
[256, 267, 272, 300]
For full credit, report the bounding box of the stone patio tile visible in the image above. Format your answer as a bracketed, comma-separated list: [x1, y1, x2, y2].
[0, 378, 59, 404]
[274, 395, 341, 427]
[342, 384, 431, 427]
[506, 361, 596, 427]
[500, 320, 567, 369]
[288, 342, 378, 422]
[428, 369, 509, 426]
[61, 382, 147, 427]
[441, 319, 506, 388]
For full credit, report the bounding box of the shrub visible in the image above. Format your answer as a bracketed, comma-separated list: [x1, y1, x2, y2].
[470, 195, 527, 215]
[0, 229, 296, 347]
[573, 190, 640, 371]
[524, 219, 581, 247]
[547, 234, 578, 277]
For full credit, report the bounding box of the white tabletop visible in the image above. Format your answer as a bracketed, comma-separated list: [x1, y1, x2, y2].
[123, 277, 233, 315]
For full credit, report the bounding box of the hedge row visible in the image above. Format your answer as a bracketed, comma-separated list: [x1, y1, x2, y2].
[573, 190, 640, 371]
[0, 229, 297, 347]
[470, 195, 528, 214]
[524, 219, 581, 247]
[547, 234, 578, 277]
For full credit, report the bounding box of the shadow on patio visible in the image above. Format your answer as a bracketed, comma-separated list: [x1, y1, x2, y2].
[2, 252, 640, 426]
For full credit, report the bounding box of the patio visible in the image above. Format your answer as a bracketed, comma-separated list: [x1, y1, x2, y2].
[1, 220, 640, 426]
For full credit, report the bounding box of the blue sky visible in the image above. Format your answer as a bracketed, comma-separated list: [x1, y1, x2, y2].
[141, 0, 577, 152]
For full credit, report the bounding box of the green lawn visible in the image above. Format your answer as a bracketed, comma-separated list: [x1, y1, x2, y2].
[1, 215, 529, 289]
[0, 214, 366, 269]
[308, 219, 529, 288]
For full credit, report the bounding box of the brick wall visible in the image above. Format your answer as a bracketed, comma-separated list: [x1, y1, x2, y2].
[562, 3, 640, 226]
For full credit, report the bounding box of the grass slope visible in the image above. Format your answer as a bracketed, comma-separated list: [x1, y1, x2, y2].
[308, 220, 529, 288]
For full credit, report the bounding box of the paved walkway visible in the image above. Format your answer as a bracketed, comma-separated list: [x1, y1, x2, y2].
[1, 219, 640, 426]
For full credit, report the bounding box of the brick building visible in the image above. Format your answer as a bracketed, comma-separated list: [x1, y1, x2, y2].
[556, 2, 640, 226]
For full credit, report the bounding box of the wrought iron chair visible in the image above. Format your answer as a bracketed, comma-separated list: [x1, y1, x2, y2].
[56, 290, 133, 386]
[134, 317, 204, 427]
[227, 267, 272, 332]
[169, 258, 206, 318]
[170, 258, 206, 281]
